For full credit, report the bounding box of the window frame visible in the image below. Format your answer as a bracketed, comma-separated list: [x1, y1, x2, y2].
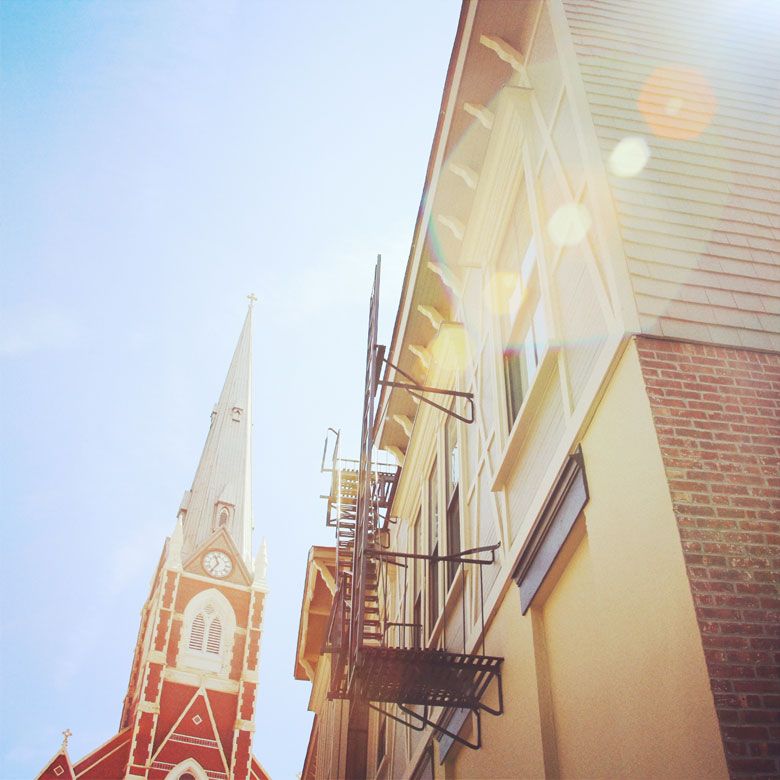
[166, 759, 209, 780]
[445, 415, 462, 590]
[177, 588, 236, 676]
[375, 708, 388, 772]
[496, 190, 550, 433]
[411, 507, 423, 649]
[426, 460, 440, 639]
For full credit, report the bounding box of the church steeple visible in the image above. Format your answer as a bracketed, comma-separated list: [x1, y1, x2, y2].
[37, 299, 269, 780]
[179, 298, 254, 566]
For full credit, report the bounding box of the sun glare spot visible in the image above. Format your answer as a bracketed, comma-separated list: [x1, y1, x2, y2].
[665, 96, 684, 117]
[485, 271, 521, 315]
[638, 66, 716, 140]
[547, 203, 592, 247]
[609, 137, 651, 177]
[431, 323, 470, 373]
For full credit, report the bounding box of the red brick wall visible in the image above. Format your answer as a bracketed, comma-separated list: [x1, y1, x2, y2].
[636, 336, 780, 778]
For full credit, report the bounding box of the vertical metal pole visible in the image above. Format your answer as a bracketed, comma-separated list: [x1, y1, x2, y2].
[480, 564, 486, 657]
[350, 257, 381, 688]
[462, 570, 466, 654]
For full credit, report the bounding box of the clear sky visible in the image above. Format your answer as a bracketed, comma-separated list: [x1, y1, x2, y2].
[0, 2, 459, 777]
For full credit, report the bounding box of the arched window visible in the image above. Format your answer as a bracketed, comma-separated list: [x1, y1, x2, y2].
[187, 603, 222, 655]
[178, 589, 236, 674]
[165, 760, 208, 780]
[189, 613, 206, 651]
[213, 502, 233, 531]
[206, 616, 222, 654]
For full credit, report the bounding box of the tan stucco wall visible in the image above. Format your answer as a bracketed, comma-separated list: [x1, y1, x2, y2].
[449, 585, 547, 780]
[447, 342, 727, 779]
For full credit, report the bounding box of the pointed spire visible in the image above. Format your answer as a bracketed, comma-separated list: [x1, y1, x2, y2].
[167, 516, 184, 570]
[180, 301, 254, 566]
[253, 537, 268, 587]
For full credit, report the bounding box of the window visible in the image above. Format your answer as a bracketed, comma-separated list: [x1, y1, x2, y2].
[513, 449, 588, 613]
[189, 613, 205, 650]
[178, 588, 236, 675]
[206, 616, 222, 653]
[214, 502, 233, 530]
[188, 603, 222, 655]
[412, 508, 424, 648]
[376, 710, 387, 768]
[445, 416, 461, 589]
[498, 189, 548, 428]
[427, 461, 440, 636]
[413, 595, 422, 649]
[167, 759, 208, 780]
[411, 747, 434, 780]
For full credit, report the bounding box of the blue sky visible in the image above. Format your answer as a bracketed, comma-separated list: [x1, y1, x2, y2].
[0, 2, 458, 777]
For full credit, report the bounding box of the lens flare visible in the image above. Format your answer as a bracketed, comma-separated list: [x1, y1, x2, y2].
[484, 271, 521, 315]
[547, 203, 591, 247]
[609, 137, 651, 177]
[430, 323, 470, 373]
[638, 66, 716, 140]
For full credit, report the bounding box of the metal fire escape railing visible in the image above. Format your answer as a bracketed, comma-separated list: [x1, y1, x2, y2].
[320, 258, 504, 751]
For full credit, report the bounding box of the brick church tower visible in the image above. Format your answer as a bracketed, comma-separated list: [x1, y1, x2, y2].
[37, 303, 270, 780]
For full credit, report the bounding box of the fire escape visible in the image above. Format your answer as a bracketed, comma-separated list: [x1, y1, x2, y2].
[321, 258, 504, 752]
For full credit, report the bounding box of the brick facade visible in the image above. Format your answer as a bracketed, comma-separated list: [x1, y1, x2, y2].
[636, 336, 780, 778]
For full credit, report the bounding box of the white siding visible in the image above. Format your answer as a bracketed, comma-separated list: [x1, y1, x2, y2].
[563, 0, 780, 350]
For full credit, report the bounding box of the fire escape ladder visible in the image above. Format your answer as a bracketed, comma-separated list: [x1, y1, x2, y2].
[320, 258, 504, 750]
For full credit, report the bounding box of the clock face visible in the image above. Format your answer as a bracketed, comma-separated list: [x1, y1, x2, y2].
[203, 550, 233, 578]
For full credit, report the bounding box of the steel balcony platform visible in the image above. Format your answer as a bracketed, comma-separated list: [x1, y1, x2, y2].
[352, 646, 503, 710]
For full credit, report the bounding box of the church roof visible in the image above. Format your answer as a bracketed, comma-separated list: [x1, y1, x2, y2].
[35, 748, 75, 780]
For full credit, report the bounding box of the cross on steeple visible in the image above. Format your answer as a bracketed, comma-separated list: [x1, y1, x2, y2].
[247, 292, 257, 308]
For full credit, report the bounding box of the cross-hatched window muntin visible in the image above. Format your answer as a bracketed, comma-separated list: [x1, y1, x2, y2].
[498, 185, 548, 429]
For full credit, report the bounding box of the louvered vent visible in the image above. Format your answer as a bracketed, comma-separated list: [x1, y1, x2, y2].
[206, 616, 222, 654]
[189, 613, 206, 651]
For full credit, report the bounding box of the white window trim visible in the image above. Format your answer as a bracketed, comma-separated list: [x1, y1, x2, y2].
[165, 758, 209, 780]
[177, 588, 236, 676]
[213, 501, 234, 532]
[479, 93, 562, 490]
